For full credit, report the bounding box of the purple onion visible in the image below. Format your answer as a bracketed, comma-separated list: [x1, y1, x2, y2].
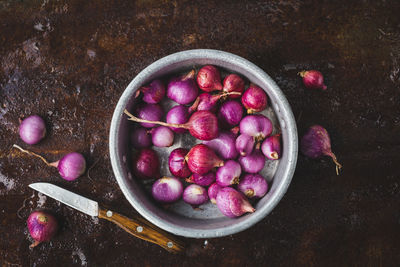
[238, 174, 268, 198]
[218, 100, 243, 128]
[299, 70, 327, 90]
[241, 85, 268, 113]
[135, 103, 163, 128]
[53, 152, 86, 181]
[19, 115, 46, 145]
[203, 132, 238, 160]
[189, 93, 219, 113]
[261, 134, 281, 160]
[186, 144, 224, 175]
[301, 125, 342, 174]
[222, 74, 245, 98]
[151, 126, 174, 147]
[167, 70, 199, 104]
[197, 65, 223, 92]
[27, 211, 59, 248]
[135, 79, 165, 104]
[130, 127, 152, 149]
[152, 177, 183, 203]
[186, 172, 215, 186]
[168, 148, 191, 178]
[216, 160, 242, 186]
[235, 134, 255, 156]
[208, 183, 222, 204]
[132, 148, 160, 179]
[183, 184, 208, 206]
[239, 115, 273, 142]
[216, 187, 255, 218]
[166, 105, 190, 133]
[238, 149, 265, 173]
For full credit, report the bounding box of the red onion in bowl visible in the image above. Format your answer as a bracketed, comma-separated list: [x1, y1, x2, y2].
[238, 173, 268, 198]
[222, 74, 245, 98]
[203, 131, 238, 160]
[216, 160, 242, 186]
[135, 79, 165, 104]
[152, 177, 183, 203]
[185, 144, 224, 175]
[150, 126, 174, 147]
[130, 127, 152, 149]
[168, 148, 191, 178]
[261, 134, 281, 160]
[27, 211, 58, 248]
[216, 187, 255, 218]
[239, 114, 273, 142]
[241, 85, 268, 113]
[299, 70, 327, 90]
[235, 134, 255, 156]
[167, 70, 199, 104]
[218, 100, 243, 128]
[188, 91, 242, 113]
[186, 172, 215, 186]
[197, 65, 223, 92]
[166, 105, 190, 133]
[19, 115, 46, 145]
[208, 182, 222, 204]
[135, 103, 163, 128]
[183, 184, 208, 206]
[238, 149, 265, 173]
[132, 148, 160, 179]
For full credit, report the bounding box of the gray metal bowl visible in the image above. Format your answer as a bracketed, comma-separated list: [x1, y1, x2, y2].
[109, 49, 298, 238]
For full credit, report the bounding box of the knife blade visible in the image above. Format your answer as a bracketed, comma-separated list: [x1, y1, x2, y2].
[29, 182, 184, 253]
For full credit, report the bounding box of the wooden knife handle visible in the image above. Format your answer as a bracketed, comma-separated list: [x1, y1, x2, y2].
[98, 207, 184, 253]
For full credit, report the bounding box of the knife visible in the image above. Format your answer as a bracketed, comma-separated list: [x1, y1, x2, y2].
[29, 182, 184, 253]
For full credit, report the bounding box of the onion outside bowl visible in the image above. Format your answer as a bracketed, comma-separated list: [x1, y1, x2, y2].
[109, 49, 298, 238]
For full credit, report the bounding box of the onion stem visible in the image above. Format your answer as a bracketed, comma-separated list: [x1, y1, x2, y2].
[123, 109, 190, 129]
[12, 144, 52, 166]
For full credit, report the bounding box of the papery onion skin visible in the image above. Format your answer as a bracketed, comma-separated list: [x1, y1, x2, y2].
[261, 134, 281, 160]
[238, 173, 268, 198]
[299, 70, 327, 90]
[167, 70, 199, 104]
[216, 160, 242, 187]
[130, 127, 152, 149]
[135, 103, 163, 128]
[183, 184, 209, 206]
[132, 148, 160, 179]
[241, 85, 268, 113]
[197, 65, 223, 92]
[187, 110, 219, 141]
[137, 79, 166, 104]
[186, 172, 215, 186]
[168, 148, 191, 178]
[19, 115, 46, 145]
[236, 134, 255, 156]
[27, 211, 59, 248]
[151, 126, 174, 147]
[218, 100, 243, 128]
[216, 187, 255, 218]
[208, 183, 222, 204]
[186, 144, 224, 175]
[203, 132, 238, 160]
[57, 152, 86, 181]
[152, 177, 183, 203]
[166, 105, 190, 133]
[239, 115, 273, 142]
[223, 74, 245, 98]
[238, 149, 265, 174]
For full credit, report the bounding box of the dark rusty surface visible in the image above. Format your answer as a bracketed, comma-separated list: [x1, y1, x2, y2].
[1, 0, 400, 266]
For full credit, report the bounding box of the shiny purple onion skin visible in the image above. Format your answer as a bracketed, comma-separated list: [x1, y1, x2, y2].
[239, 115, 273, 141]
[216, 187, 255, 218]
[299, 70, 327, 90]
[132, 148, 160, 180]
[152, 177, 183, 203]
[301, 125, 332, 158]
[197, 65, 223, 92]
[241, 85, 268, 113]
[166, 105, 190, 133]
[151, 126, 174, 147]
[168, 148, 191, 178]
[203, 131, 238, 160]
[19, 115, 46, 145]
[261, 134, 281, 160]
[216, 160, 242, 186]
[193, 93, 219, 112]
[238, 149, 265, 173]
[187, 172, 215, 186]
[27, 211, 58, 248]
[167, 70, 199, 105]
[135, 103, 163, 128]
[236, 134, 255, 156]
[223, 74, 245, 98]
[57, 152, 86, 181]
[218, 100, 243, 128]
[188, 111, 219, 141]
[208, 182, 222, 204]
[140, 79, 166, 104]
[238, 173, 268, 198]
[130, 127, 152, 149]
[183, 184, 209, 206]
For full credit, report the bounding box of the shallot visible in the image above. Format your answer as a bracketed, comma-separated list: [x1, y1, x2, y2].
[168, 148, 191, 178]
[189, 91, 242, 113]
[222, 74, 245, 98]
[19, 115, 46, 145]
[183, 184, 208, 206]
[216, 160, 242, 186]
[239, 114, 273, 142]
[27, 211, 58, 248]
[186, 172, 215, 186]
[152, 177, 183, 203]
[196, 65, 223, 92]
[216, 187, 255, 218]
[166, 105, 190, 133]
[299, 70, 327, 90]
[261, 134, 281, 160]
[134, 103, 163, 128]
[241, 85, 268, 113]
[167, 70, 198, 104]
[135, 79, 165, 104]
[238, 174, 268, 198]
[203, 132, 238, 160]
[150, 126, 174, 147]
[235, 134, 255, 156]
[130, 127, 152, 149]
[238, 149, 265, 173]
[185, 144, 224, 174]
[208, 183, 222, 204]
[132, 148, 160, 179]
[218, 100, 243, 128]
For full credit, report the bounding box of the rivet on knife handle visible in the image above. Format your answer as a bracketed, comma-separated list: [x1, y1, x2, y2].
[98, 207, 184, 253]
